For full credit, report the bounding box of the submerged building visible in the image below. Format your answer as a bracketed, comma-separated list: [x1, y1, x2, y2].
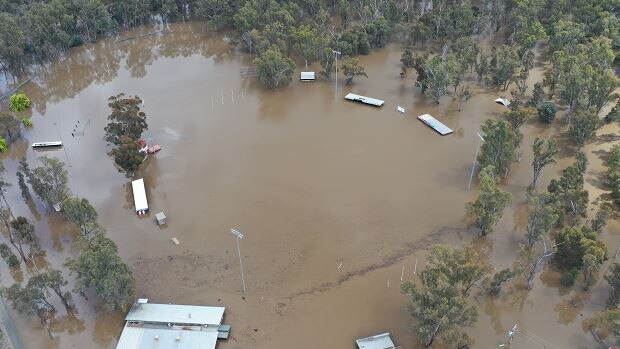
[115, 299, 229, 349]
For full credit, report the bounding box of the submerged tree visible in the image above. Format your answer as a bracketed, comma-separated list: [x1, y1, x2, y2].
[547, 152, 589, 224]
[525, 192, 559, 248]
[104, 94, 148, 146]
[255, 48, 295, 90]
[487, 268, 516, 296]
[25, 156, 69, 209]
[62, 197, 100, 239]
[31, 269, 74, 311]
[66, 232, 134, 311]
[530, 138, 558, 189]
[555, 226, 607, 289]
[10, 216, 41, 262]
[401, 245, 483, 348]
[109, 136, 145, 175]
[569, 110, 599, 149]
[478, 119, 521, 177]
[466, 166, 511, 236]
[2, 280, 56, 336]
[341, 57, 367, 85]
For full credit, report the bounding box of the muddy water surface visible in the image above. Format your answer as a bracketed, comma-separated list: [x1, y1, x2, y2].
[0, 23, 618, 349]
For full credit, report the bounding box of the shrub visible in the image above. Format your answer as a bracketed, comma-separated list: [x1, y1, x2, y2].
[0, 138, 7, 152]
[560, 268, 579, 287]
[0, 243, 19, 267]
[9, 93, 31, 112]
[537, 101, 556, 123]
[22, 118, 33, 127]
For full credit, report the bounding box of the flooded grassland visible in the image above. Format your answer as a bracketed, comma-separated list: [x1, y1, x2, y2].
[0, 23, 618, 349]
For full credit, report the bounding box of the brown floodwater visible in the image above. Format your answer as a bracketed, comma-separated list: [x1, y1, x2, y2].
[0, 22, 618, 349]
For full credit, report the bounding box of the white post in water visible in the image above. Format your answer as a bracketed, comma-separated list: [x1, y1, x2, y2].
[331, 49, 341, 98]
[467, 132, 485, 190]
[230, 228, 246, 293]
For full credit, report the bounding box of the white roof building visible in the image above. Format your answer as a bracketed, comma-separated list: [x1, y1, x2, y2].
[116, 301, 228, 349]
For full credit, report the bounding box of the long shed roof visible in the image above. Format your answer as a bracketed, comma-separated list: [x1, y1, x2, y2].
[116, 325, 219, 349]
[345, 93, 385, 107]
[125, 303, 225, 326]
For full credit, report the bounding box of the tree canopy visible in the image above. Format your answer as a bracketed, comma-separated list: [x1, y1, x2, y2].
[66, 232, 134, 311]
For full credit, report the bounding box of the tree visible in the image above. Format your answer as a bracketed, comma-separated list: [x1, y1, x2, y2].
[453, 85, 472, 111]
[491, 45, 519, 90]
[529, 82, 545, 108]
[424, 245, 490, 296]
[195, 0, 231, 28]
[605, 264, 620, 307]
[607, 145, 620, 204]
[341, 57, 367, 85]
[590, 202, 611, 234]
[525, 192, 559, 248]
[537, 101, 556, 123]
[530, 138, 558, 189]
[0, 13, 26, 76]
[31, 269, 74, 311]
[585, 69, 617, 114]
[66, 232, 135, 311]
[9, 93, 31, 112]
[62, 197, 99, 238]
[2, 280, 55, 336]
[319, 47, 334, 78]
[0, 243, 19, 267]
[254, 48, 295, 90]
[401, 245, 480, 348]
[16, 171, 31, 202]
[400, 49, 414, 70]
[292, 25, 323, 68]
[0, 114, 22, 141]
[555, 226, 607, 288]
[478, 119, 520, 177]
[569, 110, 599, 149]
[420, 55, 456, 103]
[109, 136, 145, 175]
[549, 20, 585, 54]
[104, 94, 148, 146]
[11, 216, 41, 262]
[585, 309, 620, 348]
[487, 268, 516, 296]
[502, 107, 534, 130]
[466, 166, 511, 236]
[547, 153, 589, 224]
[25, 156, 69, 209]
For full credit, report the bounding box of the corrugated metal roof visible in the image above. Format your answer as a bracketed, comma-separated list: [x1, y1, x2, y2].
[344, 93, 385, 107]
[356, 333, 395, 349]
[116, 324, 219, 349]
[131, 179, 148, 212]
[417, 114, 453, 135]
[125, 303, 224, 326]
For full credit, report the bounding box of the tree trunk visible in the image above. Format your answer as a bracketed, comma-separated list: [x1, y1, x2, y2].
[527, 256, 543, 290]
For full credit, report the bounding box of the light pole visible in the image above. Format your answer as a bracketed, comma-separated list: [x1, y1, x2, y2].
[467, 132, 485, 190]
[229, 228, 246, 293]
[331, 49, 341, 98]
